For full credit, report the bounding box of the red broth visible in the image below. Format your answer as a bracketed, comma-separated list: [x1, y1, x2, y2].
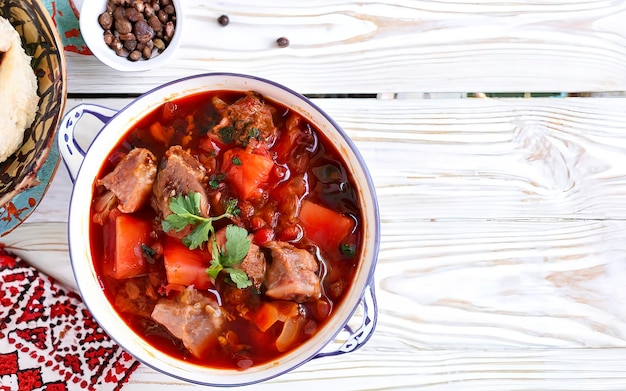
[89, 90, 362, 369]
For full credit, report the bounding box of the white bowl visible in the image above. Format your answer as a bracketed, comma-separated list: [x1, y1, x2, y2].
[79, 0, 182, 71]
[58, 73, 380, 386]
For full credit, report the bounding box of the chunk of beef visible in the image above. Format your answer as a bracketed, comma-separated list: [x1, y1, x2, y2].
[152, 145, 210, 219]
[211, 92, 278, 146]
[151, 286, 225, 358]
[238, 241, 266, 289]
[264, 241, 321, 303]
[98, 148, 157, 213]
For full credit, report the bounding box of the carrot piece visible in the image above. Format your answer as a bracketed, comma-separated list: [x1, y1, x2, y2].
[104, 213, 151, 279]
[253, 302, 280, 332]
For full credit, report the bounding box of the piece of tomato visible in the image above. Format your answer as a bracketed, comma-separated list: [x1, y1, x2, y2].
[222, 148, 274, 200]
[163, 236, 213, 290]
[298, 200, 354, 251]
[103, 212, 152, 279]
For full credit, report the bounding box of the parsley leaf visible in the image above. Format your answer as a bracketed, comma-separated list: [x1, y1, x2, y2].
[219, 126, 235, 143]
[340, 243, 357, 257]
[222, 225, 251, 266]
[248, 127, 261, 140]
[242, 127, 261, 146]
[162, 192, 239, 250]
[207, 240, 223, 279]
[225, 197, 241, 216]
[206, 224, 252, 289]
[161, 213, 192, 232]
[226, 268, 252, 289]
[170, 191, 202, 216]
[209, 173, 225, 190]
[161, 192, 205, 233]
[182, 221, 213, 250]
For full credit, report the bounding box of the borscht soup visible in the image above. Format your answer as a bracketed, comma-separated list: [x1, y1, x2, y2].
[89, 90, 363, 369]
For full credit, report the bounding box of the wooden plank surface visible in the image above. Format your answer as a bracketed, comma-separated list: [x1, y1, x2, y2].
[40, 96, 626, 221]
[124, 349, 626, 390]
[66, 0, 626, 95]
[7, 96, 626, 388]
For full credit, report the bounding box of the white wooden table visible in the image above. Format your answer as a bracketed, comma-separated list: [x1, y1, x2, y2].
[7, 0, 626, 389]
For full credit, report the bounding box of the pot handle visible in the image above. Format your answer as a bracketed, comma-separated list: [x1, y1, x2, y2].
[58, 104, 118, 183]
[314, 280, 378, 359]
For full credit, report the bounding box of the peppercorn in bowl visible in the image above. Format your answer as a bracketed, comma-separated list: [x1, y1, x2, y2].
[79, 0, 182, 71]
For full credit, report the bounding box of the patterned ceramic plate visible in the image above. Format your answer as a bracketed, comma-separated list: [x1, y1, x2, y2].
[0, 0, 67, 236]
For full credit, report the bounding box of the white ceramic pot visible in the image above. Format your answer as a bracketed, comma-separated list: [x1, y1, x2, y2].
[58, 73, 379, 386]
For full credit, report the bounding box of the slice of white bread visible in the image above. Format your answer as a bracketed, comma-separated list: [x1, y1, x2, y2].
[0, 16, 38, 163]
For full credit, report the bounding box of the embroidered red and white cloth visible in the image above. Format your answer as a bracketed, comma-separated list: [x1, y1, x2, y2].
[0, 250, 139, 391]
